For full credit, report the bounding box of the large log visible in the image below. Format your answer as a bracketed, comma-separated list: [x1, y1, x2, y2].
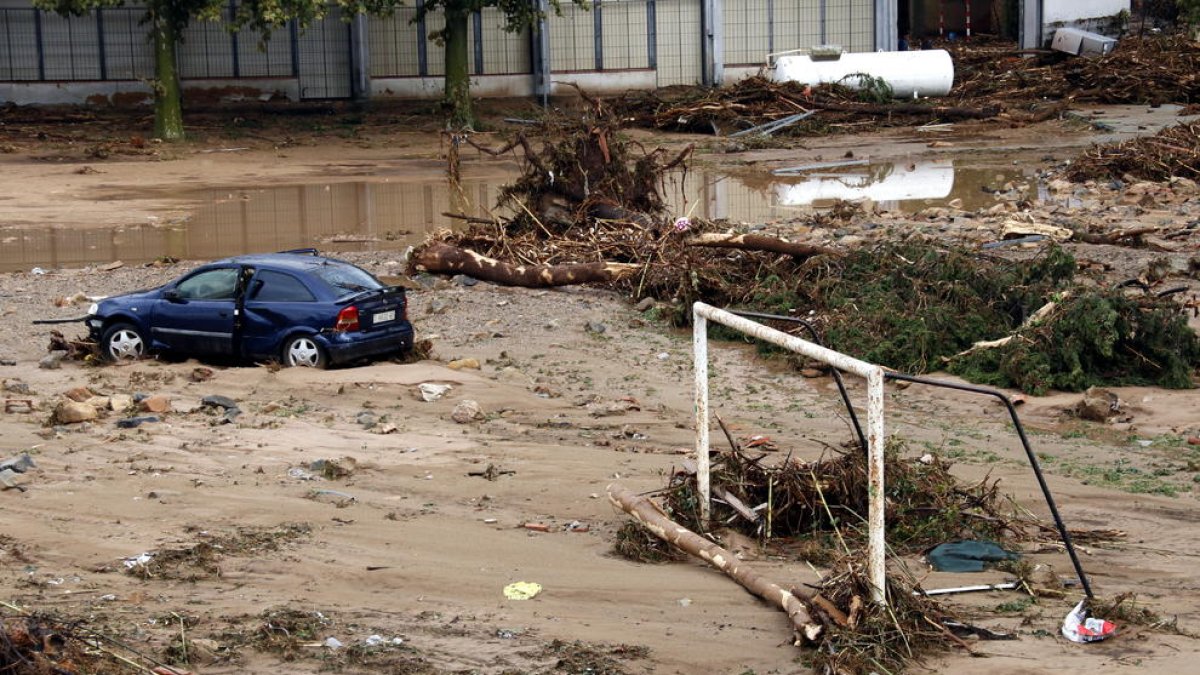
[412, 242, 639, 288]
[607, 483, 833, 644]
[686, 233, 841, 258]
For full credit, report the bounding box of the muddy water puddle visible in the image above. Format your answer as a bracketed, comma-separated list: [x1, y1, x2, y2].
[0, 160, 1032, 272]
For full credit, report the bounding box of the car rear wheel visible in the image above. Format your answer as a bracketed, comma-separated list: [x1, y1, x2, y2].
[101, 323, 146, 362]
[282, 335, 328, 369]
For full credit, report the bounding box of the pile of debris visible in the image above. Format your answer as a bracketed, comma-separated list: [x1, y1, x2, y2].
[951, 33, 1200, 106]
[611, 76, 1000, 137]
[423, 110, 1200, 394]
[0, 613, 109, 674]
[1066, 120, 1200, 182]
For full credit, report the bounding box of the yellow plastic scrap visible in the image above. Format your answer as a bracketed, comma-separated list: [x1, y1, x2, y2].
[503, 581, 542, 600]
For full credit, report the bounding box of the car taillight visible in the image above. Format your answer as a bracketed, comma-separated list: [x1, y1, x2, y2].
[335, 305, 360, 332]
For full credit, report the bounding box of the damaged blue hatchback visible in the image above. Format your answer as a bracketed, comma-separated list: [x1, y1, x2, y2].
[86, 251, 413, 368]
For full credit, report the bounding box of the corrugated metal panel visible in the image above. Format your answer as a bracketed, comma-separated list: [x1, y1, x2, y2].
[724, 0, 769, 66]
[601, 1, 649, 70]
[655, 0, 701, 86]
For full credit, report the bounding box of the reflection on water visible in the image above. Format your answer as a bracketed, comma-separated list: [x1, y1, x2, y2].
[0, 161, 1029, 272]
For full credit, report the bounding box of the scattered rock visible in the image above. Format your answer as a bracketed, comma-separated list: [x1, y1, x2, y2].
[200, 395, 238, 410]
[452, 399, 484, 423]
[428, 298, 450, 315]
[418, 383, 452, 402]
[55, 400, 98, 424]
[109, 394, 133, 411]
[634, 297, 656, 312]
[447, 358, 481, 370]
[452, 274, 478, 287]
[140, 395, 171, 413]
[64, 387, 92, 402]
[189, 367, 214, 382]
[101, 260, 125, 272]
[356, 411, 378, 429]
[116, 415, 159, 429]
[1077, 386, 1121, 422]
[584, 321, 607, 334]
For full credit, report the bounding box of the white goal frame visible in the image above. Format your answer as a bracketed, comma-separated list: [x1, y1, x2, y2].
[692, 302, 888, 603]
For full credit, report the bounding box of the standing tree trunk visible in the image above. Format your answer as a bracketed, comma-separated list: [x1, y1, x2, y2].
[443, 6, 473, 130]
[151, 8, 184, 141]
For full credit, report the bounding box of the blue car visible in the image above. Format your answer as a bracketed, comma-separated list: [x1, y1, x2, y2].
[86, 251, 413, 368]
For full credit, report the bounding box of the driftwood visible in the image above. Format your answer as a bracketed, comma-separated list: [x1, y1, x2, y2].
[608, 483, 841, 643]
[413, 242, 639, 287]
[686, 233, 841, 259]
[1071, 226, 1160, 245]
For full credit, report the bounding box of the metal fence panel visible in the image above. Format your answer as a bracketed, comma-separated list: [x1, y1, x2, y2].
[0, 9, 40, 80]
[295, 7, 351, 98]
[826, 0, 874, 51]
[476, 7, 530, 75]
[773, 0, 822, 54]
[368, 8, 422, 77]
[654, 0, 701, 86]
[40, 12, 101, 80]
[724, 0, 769, 66]
[179, 16, 236, 79]
[100, 8, 154, 80]
[548, 2, 595, 71]
[601, 0, 650, 70]
[237, 28, 295, 77]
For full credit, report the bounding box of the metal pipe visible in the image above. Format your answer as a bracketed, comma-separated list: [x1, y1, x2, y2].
[884, 372, 1094, 599]
[693, 308, 711, 524]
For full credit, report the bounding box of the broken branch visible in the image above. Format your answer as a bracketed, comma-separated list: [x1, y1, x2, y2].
[412, 242, 639, 288]
[607, 483, 828, 643]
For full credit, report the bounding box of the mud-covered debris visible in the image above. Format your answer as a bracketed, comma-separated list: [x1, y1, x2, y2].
[1076, 386, 1122, 422]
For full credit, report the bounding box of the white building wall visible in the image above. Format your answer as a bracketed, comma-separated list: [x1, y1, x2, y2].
[1043, 0, 1129, 26]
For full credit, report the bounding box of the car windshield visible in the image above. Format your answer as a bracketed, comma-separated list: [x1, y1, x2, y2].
[313, 263, 383, 295]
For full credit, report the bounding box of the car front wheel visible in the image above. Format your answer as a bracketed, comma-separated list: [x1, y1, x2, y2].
[101, 323, 146, 362]
[282, 335, 328, 369]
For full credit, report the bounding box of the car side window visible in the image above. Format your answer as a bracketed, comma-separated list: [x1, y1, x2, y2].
[176, 268, 239, 300]
[251, 270, 316, 303]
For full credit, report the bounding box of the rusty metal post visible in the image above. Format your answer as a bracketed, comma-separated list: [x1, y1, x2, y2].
[693, 306, 711, 524]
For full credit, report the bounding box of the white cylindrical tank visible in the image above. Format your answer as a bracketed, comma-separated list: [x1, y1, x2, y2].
[772, 50, 954, 98]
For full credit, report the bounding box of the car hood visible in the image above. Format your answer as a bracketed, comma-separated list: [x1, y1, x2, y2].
[98, 285, 165, 307]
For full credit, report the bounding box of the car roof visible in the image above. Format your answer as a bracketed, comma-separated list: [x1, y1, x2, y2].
[215, 252, 358, 273]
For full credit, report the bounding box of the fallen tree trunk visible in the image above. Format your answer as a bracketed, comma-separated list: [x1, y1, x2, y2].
[686, 233, 841, 259]
[412, 242, 639, 287]
[607, 483, 838, 644]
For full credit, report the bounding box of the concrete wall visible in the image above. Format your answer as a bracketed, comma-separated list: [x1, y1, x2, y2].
[0, 79, 299, 107]
[1043, 0, 1129, 26]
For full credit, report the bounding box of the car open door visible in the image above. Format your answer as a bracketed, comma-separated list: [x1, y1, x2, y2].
[150, 267, 240, 356]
